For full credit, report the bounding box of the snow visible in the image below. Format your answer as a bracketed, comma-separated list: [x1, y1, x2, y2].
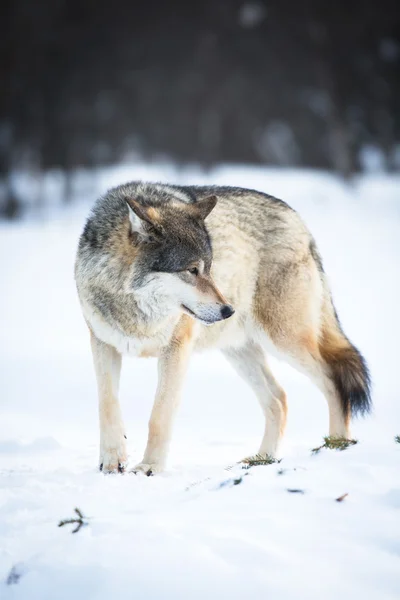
[1, 165, 400, 599]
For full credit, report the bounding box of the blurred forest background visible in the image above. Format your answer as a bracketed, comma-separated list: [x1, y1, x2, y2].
[1, 0, 399, 218]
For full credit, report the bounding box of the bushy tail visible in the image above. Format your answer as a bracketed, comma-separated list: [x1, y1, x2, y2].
[319, 305, 372, 420]
[310, 238, 371, 421]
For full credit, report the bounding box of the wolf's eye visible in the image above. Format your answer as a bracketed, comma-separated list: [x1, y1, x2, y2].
[188, 267, 199, 276]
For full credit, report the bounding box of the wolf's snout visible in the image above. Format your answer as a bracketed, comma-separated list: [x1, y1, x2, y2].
[220, 304, 235, 320]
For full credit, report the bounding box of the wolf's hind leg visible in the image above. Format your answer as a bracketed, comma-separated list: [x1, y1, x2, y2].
[223, 342, 287, 458]
[90, 330, 127, 473]
[133, 316, 194, 475]
[288, 330, 370, 439]
[274, 333, 352, 439]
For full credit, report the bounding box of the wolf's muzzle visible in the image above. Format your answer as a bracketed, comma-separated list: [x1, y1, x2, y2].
[181, 302, 235, 325]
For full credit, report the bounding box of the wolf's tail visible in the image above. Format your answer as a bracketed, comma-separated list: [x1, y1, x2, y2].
[319, 290, 372, 421]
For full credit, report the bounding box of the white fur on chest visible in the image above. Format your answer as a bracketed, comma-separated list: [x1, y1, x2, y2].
[81, 299, 173, 357]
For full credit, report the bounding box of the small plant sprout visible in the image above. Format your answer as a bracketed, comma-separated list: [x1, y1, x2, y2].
[312, 436, 358, 454]
[241, 454, 281, 469]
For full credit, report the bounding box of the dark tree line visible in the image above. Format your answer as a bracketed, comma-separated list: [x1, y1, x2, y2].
[0, 0, 399, 216]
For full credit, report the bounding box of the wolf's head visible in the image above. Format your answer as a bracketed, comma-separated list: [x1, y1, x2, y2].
[125, 194, 234, 325]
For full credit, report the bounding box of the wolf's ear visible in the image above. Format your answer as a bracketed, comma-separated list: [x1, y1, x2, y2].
[191, 195, 218, 220]
[125, 198, 161, 240]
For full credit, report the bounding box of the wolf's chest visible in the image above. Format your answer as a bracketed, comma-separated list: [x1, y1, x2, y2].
[81, 300, 169, 357]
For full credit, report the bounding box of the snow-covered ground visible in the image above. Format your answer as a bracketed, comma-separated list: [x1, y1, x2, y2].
[1, 165, 399, 599]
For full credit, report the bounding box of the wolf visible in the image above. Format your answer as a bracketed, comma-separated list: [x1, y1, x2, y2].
[75, 182, 371, 474]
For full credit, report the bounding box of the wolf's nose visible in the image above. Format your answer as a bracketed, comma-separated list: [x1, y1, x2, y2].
[220, 304, 235, 320]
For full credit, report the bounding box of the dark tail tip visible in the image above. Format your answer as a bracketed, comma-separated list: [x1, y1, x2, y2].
[326, 343, 372, 419]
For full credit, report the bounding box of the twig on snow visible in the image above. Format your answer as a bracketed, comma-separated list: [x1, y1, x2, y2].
[58, 507, 89, 534]
[336, 493, 349, 502]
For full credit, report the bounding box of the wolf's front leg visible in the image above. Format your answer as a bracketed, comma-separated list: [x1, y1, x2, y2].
[90, 330, 127, 473]
[133, 316, 194, 476]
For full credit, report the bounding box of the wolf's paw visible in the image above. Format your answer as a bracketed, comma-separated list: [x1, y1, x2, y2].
[131, 462, 164, 476]
[99, 442, 128, 474]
